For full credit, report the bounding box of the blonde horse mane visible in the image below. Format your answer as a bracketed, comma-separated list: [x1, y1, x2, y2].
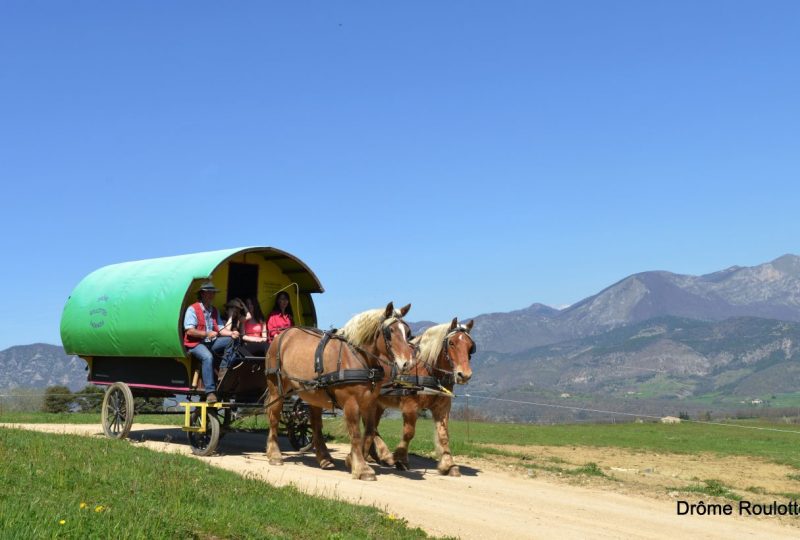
[412, 322, 451, 366]
[337, 308, 395, 347]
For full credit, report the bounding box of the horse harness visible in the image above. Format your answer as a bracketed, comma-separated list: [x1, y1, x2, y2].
[269, 320, 405, 409]
[382, 326, 476, 397]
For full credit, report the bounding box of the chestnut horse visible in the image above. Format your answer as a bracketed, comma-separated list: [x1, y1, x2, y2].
[371, 318, 475, 476]
[265, 302, 415, 480]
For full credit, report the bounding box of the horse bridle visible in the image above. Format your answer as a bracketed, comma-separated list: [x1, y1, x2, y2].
[381, 316, 413, 364]
[432, 327, 476, 382]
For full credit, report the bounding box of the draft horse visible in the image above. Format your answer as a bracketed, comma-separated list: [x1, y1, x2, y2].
[265, 302, 414, 480]
[372, 318, 475, 476]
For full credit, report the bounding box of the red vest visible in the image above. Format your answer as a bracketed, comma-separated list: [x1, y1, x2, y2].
[183, 302, 219, 348]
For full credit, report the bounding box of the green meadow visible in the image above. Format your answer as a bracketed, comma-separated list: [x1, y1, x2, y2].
[330, 416, 800, 470]
[0, 427, 430, 540]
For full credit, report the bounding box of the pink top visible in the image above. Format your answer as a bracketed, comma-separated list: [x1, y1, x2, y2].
[267, 312, 293, 343]
[244, 320, 265, 337]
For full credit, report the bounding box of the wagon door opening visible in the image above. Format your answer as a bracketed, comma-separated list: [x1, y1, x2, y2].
[227, 262, 258, 303]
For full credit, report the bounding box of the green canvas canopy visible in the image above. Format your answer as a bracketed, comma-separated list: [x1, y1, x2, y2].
[61, 247, 323, 358]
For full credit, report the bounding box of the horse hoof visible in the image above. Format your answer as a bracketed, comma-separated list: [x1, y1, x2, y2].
[395, 461, 409, 471]
[447, 466, 461, 477]
[382, 457, 396, 467]
[269, 458, 284, 466]
[319, 458, 335, 470]
[359, 471, 377, 481]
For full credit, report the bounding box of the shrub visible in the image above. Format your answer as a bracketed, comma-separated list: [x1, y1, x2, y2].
[42, 385, 73, 413]
[75, 385, 104, 413]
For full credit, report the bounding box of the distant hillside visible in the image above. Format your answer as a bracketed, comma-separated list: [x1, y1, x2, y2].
[0, 344, 87, 391]
[467, 254, 800, 354]
[466, 316, 800, 420]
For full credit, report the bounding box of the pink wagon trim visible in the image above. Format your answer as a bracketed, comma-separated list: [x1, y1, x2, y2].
[89, 381, 192, 392]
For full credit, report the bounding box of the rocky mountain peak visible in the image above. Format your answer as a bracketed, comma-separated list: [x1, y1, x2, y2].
[468, 253, 800, 354]
[524, 303, 560, 317]
[769, 254, 800, 276]
[0, 343, 87, 391]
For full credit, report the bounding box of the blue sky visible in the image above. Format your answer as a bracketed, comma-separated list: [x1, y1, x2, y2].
[1, 2, 799, 350]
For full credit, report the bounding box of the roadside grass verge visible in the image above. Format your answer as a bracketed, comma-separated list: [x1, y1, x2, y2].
[0, 427, 431, 539]
[674, 479, 742, 501]
[326, 417, 800, 469]
[566, 462, 606, 478]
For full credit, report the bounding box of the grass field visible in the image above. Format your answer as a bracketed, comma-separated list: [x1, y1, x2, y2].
[689, 390, 800, 408]
[4, 410, 800, 469]
[328, 416, 800, 470]
[0, 427, 431, 539]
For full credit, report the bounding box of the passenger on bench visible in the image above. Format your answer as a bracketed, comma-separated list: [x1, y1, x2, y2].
[243, 297, 268, 356]
[267, 291, 294, 344]
[183, 281, 239, 404]
[223, 297, 249, 335]
[224, 296, 268, 359]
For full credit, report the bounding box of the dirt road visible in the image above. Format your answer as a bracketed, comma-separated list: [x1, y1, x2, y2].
[4, 423, 797, 539]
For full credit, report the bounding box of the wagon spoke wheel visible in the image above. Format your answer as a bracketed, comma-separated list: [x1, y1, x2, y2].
[287, 400, 312, 451]
[217, 407, 232, 439]
[187, 408, 221, 456]
[101, 382, 134, 439]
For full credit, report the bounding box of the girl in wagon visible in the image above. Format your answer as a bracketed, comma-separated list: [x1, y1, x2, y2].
[267, 291, 294, 344]
[242, 297, 269, 355]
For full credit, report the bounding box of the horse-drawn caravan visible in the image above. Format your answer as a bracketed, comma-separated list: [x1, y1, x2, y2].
[60, 246, 477, 481]
[60, 246, 322, 455]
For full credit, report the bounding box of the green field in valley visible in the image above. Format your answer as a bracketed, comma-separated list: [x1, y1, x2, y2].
[328, 416, 800, 470]
[0, 427, 431, 540]
[4, 410, 800, 470]
[688, 390, 800, 408]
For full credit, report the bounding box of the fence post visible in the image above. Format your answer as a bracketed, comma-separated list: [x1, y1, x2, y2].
[466, 394, 470, 442]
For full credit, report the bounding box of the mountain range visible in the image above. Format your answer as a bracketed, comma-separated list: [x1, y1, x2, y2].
[467, 254, 800, 354]
[4, 254, 800, 421]
[0, 343, 87, 392]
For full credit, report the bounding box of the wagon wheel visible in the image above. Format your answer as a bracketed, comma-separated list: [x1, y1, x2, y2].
[187, 408, 221, 456]
[101, 382, 134, 439]
[287, 400, 312, 451]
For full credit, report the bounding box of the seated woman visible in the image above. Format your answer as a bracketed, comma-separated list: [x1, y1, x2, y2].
[242, 297, 269, 356]
[223, 298, 249, 334]
[267, 291, 294, 344]
[215, 297, 249, 383]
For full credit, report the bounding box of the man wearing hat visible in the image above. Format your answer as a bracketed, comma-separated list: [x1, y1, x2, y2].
[183, 281, 239, 403]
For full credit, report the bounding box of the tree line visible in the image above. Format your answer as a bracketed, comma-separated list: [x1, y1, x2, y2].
[0, 385, 163, 413]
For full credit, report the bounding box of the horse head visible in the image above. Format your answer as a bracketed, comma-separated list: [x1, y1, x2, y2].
[379, 301, 415, 371]
[443, 317, 475, 384]
[337, 301, 415, 371]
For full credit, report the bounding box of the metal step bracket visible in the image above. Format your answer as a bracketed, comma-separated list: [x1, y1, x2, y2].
[180, 401, 227, 433]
